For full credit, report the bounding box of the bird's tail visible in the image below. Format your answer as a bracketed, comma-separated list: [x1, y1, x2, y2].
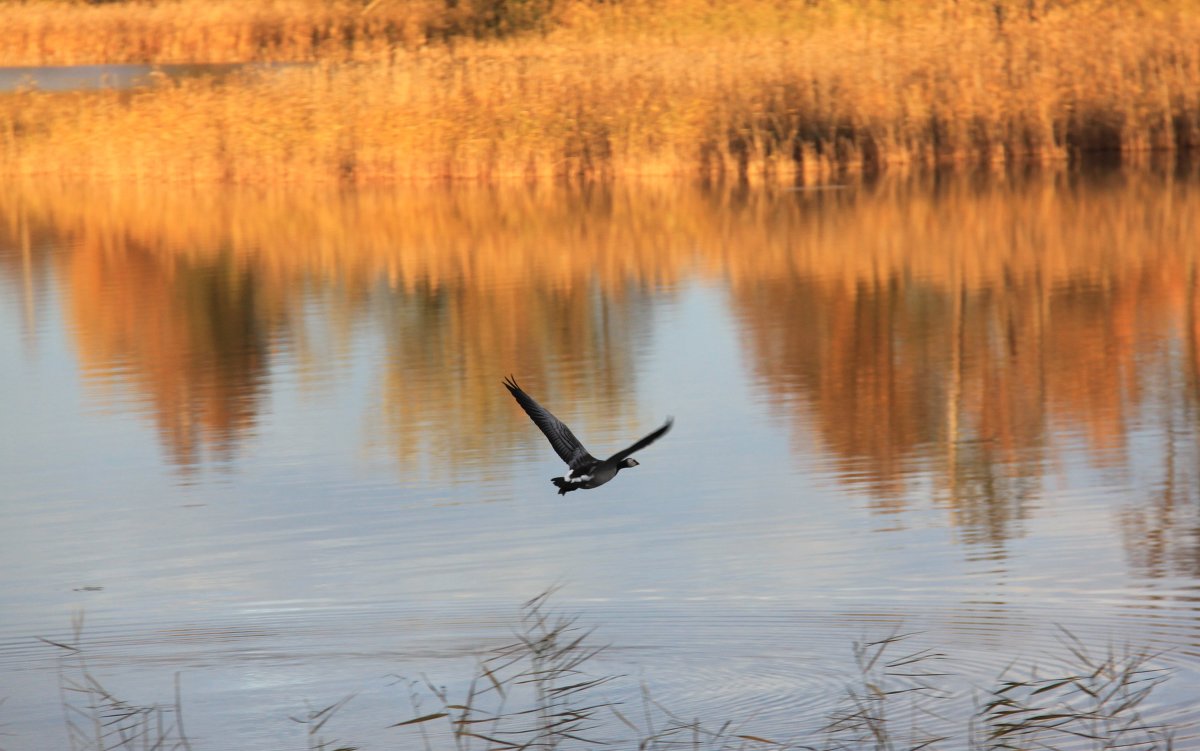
[551, 477, 577, 495]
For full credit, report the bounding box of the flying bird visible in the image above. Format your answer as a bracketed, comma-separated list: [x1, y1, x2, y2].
[503, 376, 672, 495]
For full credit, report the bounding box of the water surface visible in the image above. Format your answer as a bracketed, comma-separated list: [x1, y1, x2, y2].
[2, 171, 1200, 748]
[0, 62, 297, 92]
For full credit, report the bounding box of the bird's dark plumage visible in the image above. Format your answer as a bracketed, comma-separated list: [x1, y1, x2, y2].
[503, 376, 672, 495]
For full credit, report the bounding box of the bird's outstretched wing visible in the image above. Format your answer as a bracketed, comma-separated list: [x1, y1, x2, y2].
[606, 417, 674, 463]
[504, 376, 596, 470]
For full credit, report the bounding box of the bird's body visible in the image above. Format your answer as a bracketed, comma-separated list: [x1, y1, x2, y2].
[503, 376, 672, 495]
[554, 461, 619, 493]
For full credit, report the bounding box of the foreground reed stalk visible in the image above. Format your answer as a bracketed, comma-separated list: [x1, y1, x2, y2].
[2, 0, 1198, 182]
[36, 593, 1181, 749]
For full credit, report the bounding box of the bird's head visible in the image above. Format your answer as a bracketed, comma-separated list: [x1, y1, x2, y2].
[621, 458, 640, 469]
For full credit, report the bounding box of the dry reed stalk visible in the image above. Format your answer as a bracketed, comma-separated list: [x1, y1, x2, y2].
[1, 0, 1198, 182]
[0, 0, 451, 65]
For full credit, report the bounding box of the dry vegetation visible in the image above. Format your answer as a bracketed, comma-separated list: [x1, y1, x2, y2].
[40, 596, 1179, 750]
[1, 0, 1198, 182]
[0, 0, 559, 65]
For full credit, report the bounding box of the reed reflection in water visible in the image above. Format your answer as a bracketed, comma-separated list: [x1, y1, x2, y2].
[3, 169, 1200, 746]
[5, 172, 1198, 519]
[732, 206, 1200, 550]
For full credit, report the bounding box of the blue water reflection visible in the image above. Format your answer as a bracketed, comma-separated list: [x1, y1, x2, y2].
[0, 62, 299, 92]
[1, 173, 1200, 748]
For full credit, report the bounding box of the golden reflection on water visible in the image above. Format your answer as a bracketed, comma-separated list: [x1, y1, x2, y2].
[65, 245, 270, 468]
[2, 171, 1198, 538]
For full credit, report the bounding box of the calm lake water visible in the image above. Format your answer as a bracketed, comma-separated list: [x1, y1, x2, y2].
[3, 169, 1200, 749]
[0, 63, 295, 92]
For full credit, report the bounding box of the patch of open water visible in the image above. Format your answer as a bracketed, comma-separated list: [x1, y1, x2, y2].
[0, 62, 300, 92]
[1, 171, 1199, 748]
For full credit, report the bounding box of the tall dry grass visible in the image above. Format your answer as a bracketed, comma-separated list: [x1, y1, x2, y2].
[40, 596, 1180, 750]
[1, 0, 1198, 181]
[0, 0, 548, 65]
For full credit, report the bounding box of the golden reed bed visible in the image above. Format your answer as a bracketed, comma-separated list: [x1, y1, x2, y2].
[2, 0, 1199, 181]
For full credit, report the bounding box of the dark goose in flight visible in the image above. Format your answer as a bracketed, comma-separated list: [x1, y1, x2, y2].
[503, 376, 673, 495]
